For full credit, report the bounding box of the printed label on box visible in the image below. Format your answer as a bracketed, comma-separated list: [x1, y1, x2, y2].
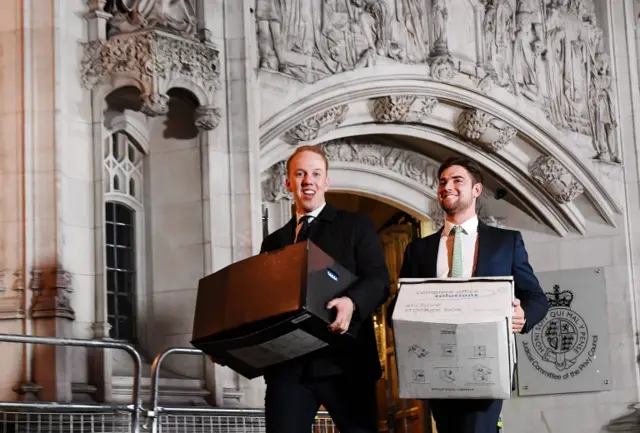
[227, 329, 328, 369]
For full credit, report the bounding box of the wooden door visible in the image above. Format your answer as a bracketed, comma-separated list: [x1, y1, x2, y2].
[374, 222, 433, 433]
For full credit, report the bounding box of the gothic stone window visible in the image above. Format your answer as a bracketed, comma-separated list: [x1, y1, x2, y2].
[104, 131, 145, 341]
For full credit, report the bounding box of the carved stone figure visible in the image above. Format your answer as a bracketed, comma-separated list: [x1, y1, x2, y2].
[256, 0, 289, 72]
[262, 161, 292, 203]
[483, 0, 514, 87]
[513, 4, 543, 101]
[431, 0, 449, 55]
[106, 0, 197, 38]
[394, 0, 429, 63]
[590, 53, 619, 163]
[544, 0, 592, 134]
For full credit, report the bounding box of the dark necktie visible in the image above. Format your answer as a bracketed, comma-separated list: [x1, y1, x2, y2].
[295, 216, 312, 243]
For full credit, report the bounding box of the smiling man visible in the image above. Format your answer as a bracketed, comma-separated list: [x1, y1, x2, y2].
[259, 145, 390, 433]
[388, 156, 549, 433]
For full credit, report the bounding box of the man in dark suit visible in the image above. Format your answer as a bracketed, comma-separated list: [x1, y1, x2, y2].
[389, 156, 549, 433]
[260, 145, 390, 433]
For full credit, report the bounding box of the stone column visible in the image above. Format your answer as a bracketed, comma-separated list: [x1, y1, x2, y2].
[20, 0, 77, 402]
[602, 0, 640, 430]
[200, 0, 266, 408]
[0, 0, 27, 402]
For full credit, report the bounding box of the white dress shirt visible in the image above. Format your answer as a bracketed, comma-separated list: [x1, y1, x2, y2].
[295, 202, 326, 241]
[436, 215, 479, 278]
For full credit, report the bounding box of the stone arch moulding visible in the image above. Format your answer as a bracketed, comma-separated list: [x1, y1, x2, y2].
[259, 73, 621, 236]
[261, 139, 509, 229]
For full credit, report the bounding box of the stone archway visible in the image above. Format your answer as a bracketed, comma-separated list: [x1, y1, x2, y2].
[259, 78, 623, 237]
[262, 136, 511, 230]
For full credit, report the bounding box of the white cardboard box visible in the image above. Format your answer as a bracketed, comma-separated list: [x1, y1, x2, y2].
[392, 277, 515, 400]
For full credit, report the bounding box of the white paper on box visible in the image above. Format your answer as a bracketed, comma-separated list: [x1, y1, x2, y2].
[392, 277, 515, 400]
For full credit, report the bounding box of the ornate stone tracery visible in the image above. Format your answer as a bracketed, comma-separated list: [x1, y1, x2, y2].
[372, 95, 438, 123]
[285, 105, 349, 143]
[529, 155, 584, 204]
[456, 108, 517, 152]
[81, 29, 221, 122]
[29, 266, 75, 320]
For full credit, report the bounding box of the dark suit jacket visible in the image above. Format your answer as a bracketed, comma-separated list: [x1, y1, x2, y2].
[389, 221, 549, 334]
[260, 202, 390, 381]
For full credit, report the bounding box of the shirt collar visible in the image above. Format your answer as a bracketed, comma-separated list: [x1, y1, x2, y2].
[296, 202, 326, 224]
[443, 215, 478, 236]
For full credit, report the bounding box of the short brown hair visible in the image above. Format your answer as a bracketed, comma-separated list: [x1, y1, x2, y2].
[286, 145, 329, 174]
[438, 156, 484, 185]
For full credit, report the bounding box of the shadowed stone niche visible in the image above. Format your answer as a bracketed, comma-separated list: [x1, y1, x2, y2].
[81, 24, 221, 128]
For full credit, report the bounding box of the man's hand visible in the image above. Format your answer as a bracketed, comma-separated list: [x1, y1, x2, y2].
[326, 297, 355, 334]
[512, 299, 526, 333]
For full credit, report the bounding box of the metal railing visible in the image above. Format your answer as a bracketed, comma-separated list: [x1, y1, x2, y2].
[148, 347, 338, 433]
[0, 333, 143, 433]
[0, 334, 338, 433]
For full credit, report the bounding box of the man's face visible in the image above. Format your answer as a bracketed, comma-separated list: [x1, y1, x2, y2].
[286, 151, 330, 213]
[437, 165, 482, 216]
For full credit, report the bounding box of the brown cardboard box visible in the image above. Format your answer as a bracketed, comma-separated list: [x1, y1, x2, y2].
[191, 240, 359, 379]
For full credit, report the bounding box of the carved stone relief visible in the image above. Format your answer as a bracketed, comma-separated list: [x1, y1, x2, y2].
[481, 0, 619, 161]
[457, 108, 517, 152]
[257, 0, 619, 164]
[256, 0, 439, 83]
[0, 269, 25, 319]
[140, 92, 170, 117]
[529, 155, 584, 204]
[372, 95, 437, 123]
[105, 0, 197, 39]
[285, 105, 349, 143]
[430, 0, 449, 56]
[262, 161, 292, 203]
[29, 266, 75, 320]
[319, 138, 440, 191]
[81, 30, 220, 120]
[194, 106, 222, 131]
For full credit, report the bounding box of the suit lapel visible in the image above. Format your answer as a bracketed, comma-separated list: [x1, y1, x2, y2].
[474, 221, 491, 277]
[277, 217, 297, 247]
[308, 203, 337, 245]
[425, 227, 443, 278]
[277, 203, 337, 248]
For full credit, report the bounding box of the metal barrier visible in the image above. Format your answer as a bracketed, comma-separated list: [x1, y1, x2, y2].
[0, 333, 143, 433]
[0, 335, 338, 432]
[149, 347, 339, 433]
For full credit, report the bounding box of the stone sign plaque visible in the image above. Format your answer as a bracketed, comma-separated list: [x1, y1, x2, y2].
[515, 267, 612, 396]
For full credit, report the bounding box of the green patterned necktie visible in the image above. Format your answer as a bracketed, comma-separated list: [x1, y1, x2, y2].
[449, 225, 465, 278]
